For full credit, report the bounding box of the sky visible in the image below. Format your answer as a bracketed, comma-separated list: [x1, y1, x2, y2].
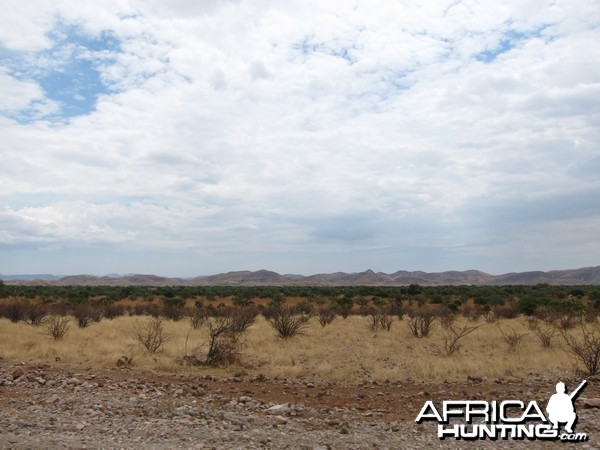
[0, 0, 599, 277]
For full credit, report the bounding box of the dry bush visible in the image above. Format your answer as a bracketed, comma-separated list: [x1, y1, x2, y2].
[1, 300, 26, 323]
[558, 313, 577, 330]
[435, 321, 480, 357]
[73, 304, 102, 328]
[406, 312, 436, 338]
[135, 317, 170, 354]
[104, 303, 126, 319]
[523, 316, 539, 331]
[498, 326, 528, 352]
[538, 308, 578, 330]
[162, 304, 185, 321]
[317, 307, 336, 327]
[583, 305, 598, 323]
[493, 303, 518, 319]
[439, 312, 457, 330]
[482, 309, 496, 323]
[368, 307, 394, 334]
[561, 321, 600, 376]
[535, 326, 557, 348]
[265, 306, 310, 338]
[25, 302, 48, 326]
[188, 308, 206, 329]
[229, 307, 258, 333]
[45, 315, 70, 340]
[205, 316, 243, 366]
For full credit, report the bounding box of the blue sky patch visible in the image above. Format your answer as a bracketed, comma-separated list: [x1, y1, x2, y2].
[475, 26, 551, 63]
[475, 30, 527, 63]
[1, 23, 121, 121]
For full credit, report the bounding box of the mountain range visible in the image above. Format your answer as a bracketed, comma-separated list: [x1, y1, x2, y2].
[2, 266, 600, 286]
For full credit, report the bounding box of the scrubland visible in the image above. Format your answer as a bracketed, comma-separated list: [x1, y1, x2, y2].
[0, 312, 593, 383]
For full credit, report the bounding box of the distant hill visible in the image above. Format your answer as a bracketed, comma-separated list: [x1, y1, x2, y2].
[2, 266, 600, 286]
[0, 274, 61, 281]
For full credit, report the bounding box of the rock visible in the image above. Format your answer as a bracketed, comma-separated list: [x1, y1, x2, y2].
[306, 382, 315, 388]
[274, 416, 288, 425]
[45, 395, 60, 404]
[12, 367, 25, 379]
[173, 388, 184, 398]
[75, 422, 86, 431]
[582, 398, 600, 409]
[266, 404, 290, 415]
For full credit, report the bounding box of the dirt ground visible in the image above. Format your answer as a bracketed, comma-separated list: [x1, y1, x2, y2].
[1, 359, 599, 449]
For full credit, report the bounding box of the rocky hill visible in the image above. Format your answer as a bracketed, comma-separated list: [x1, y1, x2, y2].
[3, 266, 600, 286]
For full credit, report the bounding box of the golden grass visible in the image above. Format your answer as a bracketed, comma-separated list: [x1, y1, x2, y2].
[0, 315, 582, 382]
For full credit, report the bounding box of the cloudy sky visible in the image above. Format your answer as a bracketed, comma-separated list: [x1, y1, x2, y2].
[1, 1, 599, 277]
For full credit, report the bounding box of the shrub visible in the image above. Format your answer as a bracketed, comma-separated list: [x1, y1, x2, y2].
[25, 301, 48, 326]
[493, 303, 518, 319]
[45, 315, 70, 340]
[73, 304, 102, 328]
[535, 326, 557, 348]
[317, 307, 336, 327]
[104, 303, 126, 319]
[229, 307, 257, 333]
[561, 321, 600, 376]
[265, 305, 310, 338]
[435, 321, 480, 356]
[498, 326, 527, 352]
[407, 312, 436, 338]
[159, 296, 184, 321]
[439, 310, 457, 330]
[135, 317, 170, 354]
[368, 307, 394, 333]
[523, 316, 539, 331]
[1, 300, 26, 323]
[188, 308, 206, 329]
[515, 296, 542, 316]
[335, 297, 354, 318]
[204, 316, 242, 366]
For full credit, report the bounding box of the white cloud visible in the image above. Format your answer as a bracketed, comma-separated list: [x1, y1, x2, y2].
[0, 0, 598, 275]
[0, 68, 45, 111]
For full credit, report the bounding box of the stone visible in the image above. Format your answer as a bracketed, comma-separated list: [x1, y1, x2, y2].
[173, 388, 184, 398]
[45, 395, 60, 405]
[274, 416, 288, 425]
[266, 404, 290, 415]
[12, 367, 25, 379]
[582, 398, 600, 409]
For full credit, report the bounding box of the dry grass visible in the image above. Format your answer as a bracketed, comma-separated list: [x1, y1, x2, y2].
[0, 315, 583, 382]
